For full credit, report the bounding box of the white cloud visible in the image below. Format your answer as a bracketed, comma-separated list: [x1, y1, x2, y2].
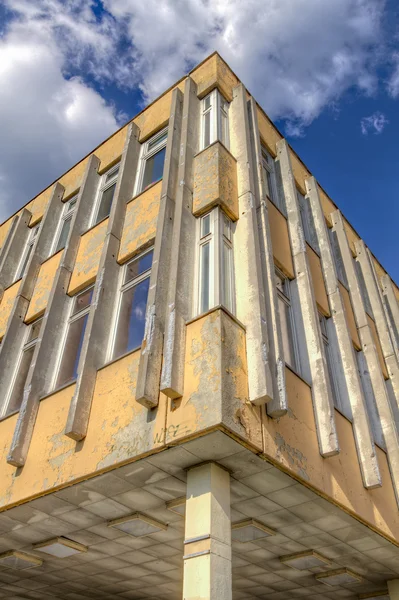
[360, 111, 389, 134]
[387, 52, 399, 97]
[0, 0, 389, 221]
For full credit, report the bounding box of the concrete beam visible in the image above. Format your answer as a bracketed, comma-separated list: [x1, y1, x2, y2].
[0, 183, 65, 418]
[7, 156, 100, 467]
[332, 210, 399, 506]
[65, 123, 141, 440]
[382, 274, 399, 362]
[248, 97, 287, 417]
[160, 78, 200, 399]
[0, 208, 32, 294]
[277, 139, 339, 457]
[136, 88, 183, 408]
[229, 83, 274, 406]
[183, 463, 232, 600]
[306, 177, 380, 489]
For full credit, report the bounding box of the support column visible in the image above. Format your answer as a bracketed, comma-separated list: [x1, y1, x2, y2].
[332, 210, 399, 506]
[0, 208, 32, 297]
[136, 88, 183, 408]
[306, 177, 380, 488]
[382, 274, 399, 361]
[160, 77, 200, 399]
[8, 155, 100, 467]
[65, 123, 140, 440]
[277, 139, 339, 457]
[389, 580, 399, 599]
[183, 463, 232, 600]
[229, 83, 274, 406]
[247, 97, 287, 416]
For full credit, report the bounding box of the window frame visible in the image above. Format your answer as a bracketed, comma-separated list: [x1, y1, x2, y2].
[319, 312, 342, 412]
[108, 247, 154, 362]
[134, 127, 168, 196]
[52, 194, 78, 254]
[200, 89, 230, 150]
[261, 146, 282, 213]
[275, 267, 300, 372]
[297, 191, 319, 254]
[15, 223, 40, 281]
[91, 162, 120, 227]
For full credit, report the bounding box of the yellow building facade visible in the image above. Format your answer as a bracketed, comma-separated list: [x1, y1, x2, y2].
[0, 52, 398, 600]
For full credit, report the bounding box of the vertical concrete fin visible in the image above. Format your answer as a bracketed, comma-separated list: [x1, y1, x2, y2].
[306, 177, 380, 489]
[332, 209, 399, 506]
[382, 273, 399, 361]
[277, 139, 339, 458]
[136, 88, 183, 408]
[0, 208, 32, 292]
[160, 77, 199, 399]
[7, 155, 101, 467]
[65, 123, 141, 440]
[0, 182, 65, 418]
[248, 97, 287, 417]
[229, 83, 274, 406]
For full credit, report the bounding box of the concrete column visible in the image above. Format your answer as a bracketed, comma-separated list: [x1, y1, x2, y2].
[183, 463, 232, 600]
[0, 209, 32, 296]
[388, 580, 399, 599]
[306, 177, 380, 489]
[65, 123, 141, 440]
[0, 183, 65, 417]
[160, 77, 200, 399]
[382, 274, 399, 361]
[247, 97, 287, 417]
[136, 88, 183, 408]
[332, 210, 399, 506]
[8, 156, 100, 467]
[229, 83, 274, 406]
[0, 214, 19, 270]
[276, 139, 339, 457]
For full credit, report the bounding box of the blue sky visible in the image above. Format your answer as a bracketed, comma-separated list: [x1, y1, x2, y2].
[0, 0, 398, 281]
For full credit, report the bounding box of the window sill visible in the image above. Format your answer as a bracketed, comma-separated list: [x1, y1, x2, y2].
[41, 247, 64, 265]
[99, 346, 141, 372]
[0, 408, 20, 423]
[285, 363, 311, 388]
[82, 215, 110, 237]
[129, 178, 163, 205]
[40, 380, 76, 402]
[194, 140, 236, 162]
[265, 195, 287, 219]
[187, 305, 246, 331]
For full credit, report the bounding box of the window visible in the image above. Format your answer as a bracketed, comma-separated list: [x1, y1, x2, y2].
[53, 195, 78, 253]
[136, 129, 168, 195]
[92, 163, 120, 226]
[261, 146, 284, 213]
[201, 89, 229, 150]
[55, 287, 93, 388]
[110, 249, 153, 360]
[275, 269, 298, 370]
[356, 349, 385, 449]
[328, 227, 348, 287]
[298, 191, 319, 254]
[197, 208, 235, 315]
[319, 313, 341, 410]
[1, 318, 43, 417]
[355, 259, 373, 317]
[15, 224, 40, 280]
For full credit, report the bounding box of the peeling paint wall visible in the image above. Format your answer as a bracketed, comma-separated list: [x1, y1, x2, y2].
[118, 181, 161, 264]
[68, 219, 108, 295]
[0, 280, 20, 340]
[267, 200, 294, 278]
[25, 251, 63, 322]
[307, 244, 330, 316]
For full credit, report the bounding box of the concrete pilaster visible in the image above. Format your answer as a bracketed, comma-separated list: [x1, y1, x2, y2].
[229, 83, 274, 406]
[382, 274, 399, 361]
[388, 580, 399, 600]
[0, 208, 32, 295]
[7, 156, 100, 467]
[0, 215, 19, 269]
[183, 463, 232, 600]
[136, 88, 183, 408]
[332, 210, 399, 506]
[306, 177, 380, 489]
[0, 183, 65, 418]
[160, 77, 200, 399]
[65, 124, 140, 440]
[248, 97, 287, 417]
[277, 139, 339, 457]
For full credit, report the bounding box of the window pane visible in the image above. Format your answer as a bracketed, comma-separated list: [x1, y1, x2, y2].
[27, 318, 43, 343]
[204, 111, 211, 148]
[124, 250, 153, 285]
[220, 111, 228, 146]
[142, 147, 166, 191]
[204, 95, 211, 111]
[200, 242, 210, 313]
[95, 183, 116, 224]
[7, 346, 35, 415]
[222, 214, 231, 241]
[201, 214, 211, 237]
[113, 277, 150, 358]
[55, 215, 72, 253]
[17, 243, 34, 279]
[66, 197, 77, 212]
[57, 314, 88, 387]
[72, 288, 93, 316]
[105, 166, 119, 183]
[222, 242, 233, 312]
[148, 132, 167, 151]
[278, 296, 295, 368]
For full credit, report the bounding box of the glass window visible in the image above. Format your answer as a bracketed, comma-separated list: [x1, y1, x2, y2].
[93, 164, 120, 226]
[276, 270, 297, 370]
[15, 224, 40, 281]
[355, 260, 373, 317]
[319, 313, 340, 410]
[137, 129, 168, 194]
[298, 191, 319, 254]
[261, 147, 284, 213]
[111, 249, 153, 360]
[54, 196, 78, 253]
[201, 90, 229, 150]
[328, 227, 348, 287]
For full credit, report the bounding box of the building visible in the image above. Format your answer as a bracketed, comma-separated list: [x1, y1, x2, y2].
[0, 51, 398, 600]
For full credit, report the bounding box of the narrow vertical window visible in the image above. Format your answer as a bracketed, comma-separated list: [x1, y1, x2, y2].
[319, 313, 340, 410]
[55, 287, 93, 388]
[137, 129, 168, 195]
[111, 249, 153, 360]
[261, 147, 283, 212]
[221, 213, 234, 312]
[355, 259, 373, 317]
[199, 213, 213, 314]
[15, 223, 40, 280]
[2, 317, 43, 417]
[93, 163, 120, 226]
[53, 195, 78, 253]
[328, 227, 348, 287]
[201, 90, 229, 150]
[298, 191, 319, 253]
[275, 269, 298, 370]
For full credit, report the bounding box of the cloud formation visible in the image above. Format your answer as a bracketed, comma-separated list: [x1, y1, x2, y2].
[360, 111, 389, 135]
[0, 0, 392, 220]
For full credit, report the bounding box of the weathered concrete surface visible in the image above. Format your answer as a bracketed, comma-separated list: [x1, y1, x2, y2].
[0, 281, 21, 340]
[135, 88, 183, 408]
[0, 209, 31, 293]
[277, 139, 339, 458]
[306, 176, 380, 490]
[306, 244, 330, 317]
[193, 142, 239, 220]
[68, 218, 109, 295]
[183, 463, 232, 600]
[161, 77, 200, 399]
[339, 281, 361, 349]
[332, 209, 399, 506]
[25, 251, 63, 323]
[382, 274, 399, 361]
